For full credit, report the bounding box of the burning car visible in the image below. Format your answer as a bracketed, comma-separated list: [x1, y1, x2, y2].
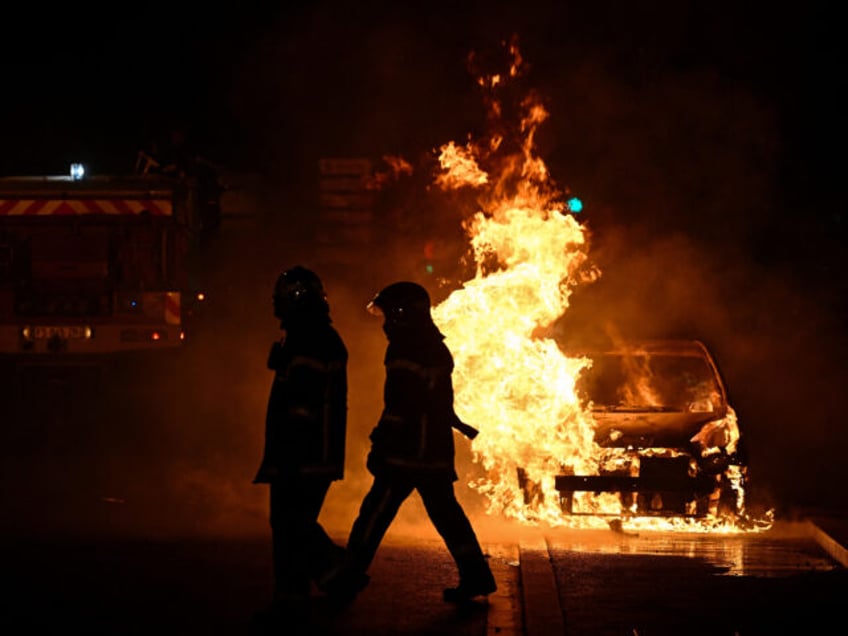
[544, 339, 747, 520]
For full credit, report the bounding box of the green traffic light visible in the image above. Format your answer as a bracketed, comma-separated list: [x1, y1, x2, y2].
[567, 197, 583, 213]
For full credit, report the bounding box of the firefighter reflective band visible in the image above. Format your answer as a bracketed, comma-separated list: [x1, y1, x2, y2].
[0, 199, 173, 215]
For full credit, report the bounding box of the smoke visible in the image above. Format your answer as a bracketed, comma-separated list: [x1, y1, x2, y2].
[552, 215, 848, 513]
[528, 47, 847, 513]
[2, 3, 844, 543]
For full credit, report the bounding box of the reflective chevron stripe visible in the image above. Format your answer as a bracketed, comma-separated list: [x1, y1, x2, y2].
[164, 292, 181, 325]
[0, 198, 172, 215]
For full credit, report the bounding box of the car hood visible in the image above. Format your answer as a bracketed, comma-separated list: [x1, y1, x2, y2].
[591, 410, 723, 449]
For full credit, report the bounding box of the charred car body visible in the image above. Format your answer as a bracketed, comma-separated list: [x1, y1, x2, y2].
[553, 339, 747, 519]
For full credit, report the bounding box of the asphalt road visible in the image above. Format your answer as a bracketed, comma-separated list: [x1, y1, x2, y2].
[0, 532, 502, 636]
[1, 515, 844, 636]
[539, 521, 847, 636]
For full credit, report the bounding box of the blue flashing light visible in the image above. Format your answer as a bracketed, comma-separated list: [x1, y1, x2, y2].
[70, 163, 85, 180]
[566, 197, 583, 213]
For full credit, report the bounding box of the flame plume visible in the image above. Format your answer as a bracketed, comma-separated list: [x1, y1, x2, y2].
[429, 39, 769, 532]
[432, 43, 599, 525]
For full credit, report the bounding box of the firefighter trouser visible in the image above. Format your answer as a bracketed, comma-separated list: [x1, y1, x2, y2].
[269, 476, 343, 601]
[345, 474, 491, 583]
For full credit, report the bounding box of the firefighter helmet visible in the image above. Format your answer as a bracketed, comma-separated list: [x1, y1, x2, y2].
[273, 265, 328, 323]
[366, 281, 431, 328]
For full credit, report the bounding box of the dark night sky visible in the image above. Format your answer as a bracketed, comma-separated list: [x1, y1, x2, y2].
[3, 1, 838, 326]
[1, 2, 845, 249]
[0, 3, 842, 171]
[2, 1, 847, 514]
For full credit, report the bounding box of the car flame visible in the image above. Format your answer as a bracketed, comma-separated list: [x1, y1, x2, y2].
[429, 39, 771, 533]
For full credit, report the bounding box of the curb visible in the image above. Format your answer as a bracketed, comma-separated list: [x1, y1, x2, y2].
[806, 520, 848, 567]
[486, 543, 523, 636]
[518, 538, 564, 636]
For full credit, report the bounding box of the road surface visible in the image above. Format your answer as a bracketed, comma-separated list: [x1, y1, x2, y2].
[1, 515, 844, 636]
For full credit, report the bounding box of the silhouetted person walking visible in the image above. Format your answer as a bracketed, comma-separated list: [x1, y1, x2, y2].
[253, 266, 348, 618]
[325, 281, 496, 604]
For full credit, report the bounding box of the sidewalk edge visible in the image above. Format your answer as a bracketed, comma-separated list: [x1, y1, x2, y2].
[518, 538, 565, 636]
[805, 520, 848, 567]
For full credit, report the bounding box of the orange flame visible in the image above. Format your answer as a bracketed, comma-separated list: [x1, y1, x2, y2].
[365, 154, 414, 190]
[428, 39, 770, 533]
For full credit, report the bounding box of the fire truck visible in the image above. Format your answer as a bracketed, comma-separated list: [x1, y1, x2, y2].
[0, 164, 218, 358]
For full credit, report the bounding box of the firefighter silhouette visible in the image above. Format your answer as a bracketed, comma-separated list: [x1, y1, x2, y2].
[323, 281, 496, 604]
[253, 266, 348, 612]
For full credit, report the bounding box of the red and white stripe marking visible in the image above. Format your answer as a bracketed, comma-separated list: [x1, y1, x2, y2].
[164, 292, 181, 325]
[0, 199, 173, 216]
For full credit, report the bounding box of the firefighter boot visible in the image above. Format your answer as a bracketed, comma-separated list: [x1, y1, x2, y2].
[443, 557, 497, 603]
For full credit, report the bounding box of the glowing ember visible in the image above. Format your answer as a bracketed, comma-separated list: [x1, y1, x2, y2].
[428, 39, 771, 533]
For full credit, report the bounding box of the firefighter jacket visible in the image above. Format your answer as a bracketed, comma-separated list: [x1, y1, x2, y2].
[366, 323, 459, 481]
[253, 321, 348, 483]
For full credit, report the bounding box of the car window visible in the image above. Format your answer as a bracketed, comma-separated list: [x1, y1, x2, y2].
[577, 353, 723, 413]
